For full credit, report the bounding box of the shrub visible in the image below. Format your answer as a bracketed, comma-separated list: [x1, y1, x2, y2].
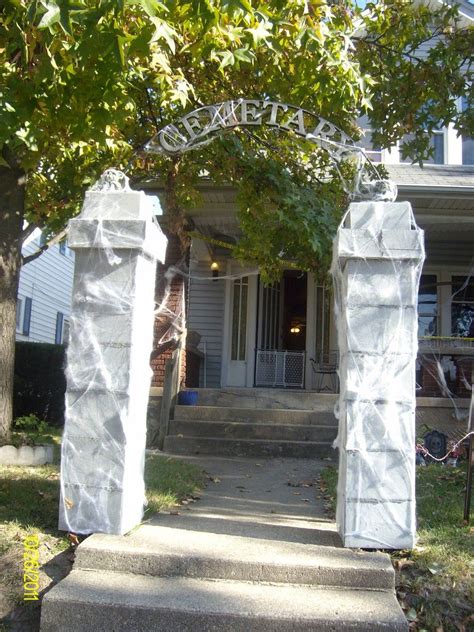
[13, 342, 66, 426]
[12, 414, 52, 446]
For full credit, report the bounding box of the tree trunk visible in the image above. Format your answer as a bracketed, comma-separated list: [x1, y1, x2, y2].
[0, 165, 25, 445]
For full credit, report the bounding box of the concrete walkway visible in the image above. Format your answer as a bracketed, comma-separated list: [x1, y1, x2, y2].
[40, 455, 408, 631]
[151, 454, 340, 546]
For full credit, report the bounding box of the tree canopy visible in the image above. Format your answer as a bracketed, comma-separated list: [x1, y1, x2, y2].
[1, 0, 472, 264]
[0, 0, 472, 441]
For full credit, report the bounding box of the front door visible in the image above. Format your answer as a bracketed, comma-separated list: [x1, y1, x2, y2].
[222, 268, 258, 387]
[255, 272, 307, 388]
[257, 280, 282, 352]
[227, 275, 249, 386]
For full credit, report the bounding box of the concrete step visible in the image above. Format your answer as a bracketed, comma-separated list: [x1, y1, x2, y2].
[75, 525, 395, 590]
[191, 388, 337, 410]
[169, 420, 338, 442]
[174, 405, 337, 425]
[41, 570, 408, 632]
[163, 435, 335, 458]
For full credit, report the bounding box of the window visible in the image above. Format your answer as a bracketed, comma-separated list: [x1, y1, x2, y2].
[400, 131, 444, 164]
[16, 298, 23, 332]
[55, 313, 70, 344]
[316, 285, 331, 356]
[59, 240, 67, 255]
[463, 136, 474, 165]
[357, 116, 382, 163]
[461, 98, 474, 165]
[62, 318, 70, 345]
[359, 129, 382, 163]
[16, 297, 32, 336]
[55, 312, 65, 344]
[418, 275, 438, 337]
[451, 276, 474, 338]
[231, 277, 248, 361]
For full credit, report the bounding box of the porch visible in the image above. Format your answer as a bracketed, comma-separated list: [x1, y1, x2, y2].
[147, 387, 471, 458]
[181, 169, 473, 399]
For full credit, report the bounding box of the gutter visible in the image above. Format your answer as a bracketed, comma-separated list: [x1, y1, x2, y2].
[396, 184, 474, 198]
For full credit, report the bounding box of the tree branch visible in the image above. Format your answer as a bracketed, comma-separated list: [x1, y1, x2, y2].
[353, 37, 425, 63]
[145, 87, 160, 132]
[21, 223, 38, 242]
[22, 227, 69, 266]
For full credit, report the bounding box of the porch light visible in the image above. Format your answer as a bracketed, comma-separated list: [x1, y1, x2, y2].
[211, 261, 219, 279]
[290, 326, 301, 334]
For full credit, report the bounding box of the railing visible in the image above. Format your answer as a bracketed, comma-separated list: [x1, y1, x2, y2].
[418, 336, 474, 355]
[255, 349, 305, 388]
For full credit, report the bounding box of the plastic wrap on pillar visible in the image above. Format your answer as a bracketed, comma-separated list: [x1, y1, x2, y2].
[59, 170, 168, 535]
[331, 201, 425, 549]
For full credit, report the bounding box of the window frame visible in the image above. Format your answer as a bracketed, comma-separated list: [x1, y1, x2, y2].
[399, 129, 446, 165]
[16, 296, 32, 336]
[418, 273, 439, 338]
[450, 274, 474, 338]
[55, 312, 64, 344]
[231, 276, 249, 362]
[359, 127, 383, 164]
[16, 298, 23, 333]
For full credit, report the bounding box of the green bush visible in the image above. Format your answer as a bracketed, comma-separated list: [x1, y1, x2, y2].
[13, 342, 66, 426]
[12, 414, 52, 446]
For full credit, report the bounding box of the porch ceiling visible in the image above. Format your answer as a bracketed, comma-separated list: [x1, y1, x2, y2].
[145, 170, 474, 244]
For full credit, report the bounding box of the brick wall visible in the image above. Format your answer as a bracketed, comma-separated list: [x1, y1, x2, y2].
[417, 356, 472, 398]
[150, 234, 188, 387]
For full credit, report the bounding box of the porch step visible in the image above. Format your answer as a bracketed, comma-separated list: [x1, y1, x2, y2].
[190, 387, 337, 410]
[41, 457, 407, 632]
[40, 570, 407, 632]
[174, 404, 337, 425]
[74, 525, 394, 589]
[163, 436, 334, 458]
[170, 420, 337, 442]
[167, 399, 338, 458]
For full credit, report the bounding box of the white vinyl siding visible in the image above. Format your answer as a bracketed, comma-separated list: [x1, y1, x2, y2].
[16, 233, 74, 344]
[187, 258, 226, 387]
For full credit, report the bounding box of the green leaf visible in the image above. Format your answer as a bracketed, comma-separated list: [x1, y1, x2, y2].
[138, 0, 169, 17]
[218, 50, 235, 70]
[58, 3, 73, 35]
[234, 48, 254, 63]
[247, 20, 272, 45]
[115, 35, 127, 67]
[150, 17, 177, 53]
[27, 0, 39, 23]
[38, 1, 61, 29]
[140, 0, 158, 17]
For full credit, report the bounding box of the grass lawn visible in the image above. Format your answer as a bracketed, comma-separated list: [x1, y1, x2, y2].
[319, 463, 473, 632]
[0, 446, 205, 632]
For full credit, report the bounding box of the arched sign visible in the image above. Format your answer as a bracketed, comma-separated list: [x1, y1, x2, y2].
[145, 99, 356, 161]
[145, 99, 396, 201]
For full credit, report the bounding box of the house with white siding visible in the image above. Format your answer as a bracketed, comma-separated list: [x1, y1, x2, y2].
[16, 229, 74, 346]
[143, 3, 473, 410]
[144, 114, 473, 392]
[143, 115, 473, 455]
[176, 165, 473, 394]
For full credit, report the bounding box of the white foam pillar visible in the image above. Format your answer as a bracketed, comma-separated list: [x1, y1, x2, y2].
[59, 171, 168, 535]
[332, 201, 425, 549]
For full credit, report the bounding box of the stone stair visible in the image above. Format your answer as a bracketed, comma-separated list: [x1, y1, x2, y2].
[163, 388, 339, 458]
[41, 523, 407, 631]
[40, 455, 407, 631]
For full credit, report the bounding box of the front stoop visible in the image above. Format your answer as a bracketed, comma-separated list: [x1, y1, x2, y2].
[164, 393, 339, 458]
[41, 525, 407, 632]
[41, 572, 407, 632]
